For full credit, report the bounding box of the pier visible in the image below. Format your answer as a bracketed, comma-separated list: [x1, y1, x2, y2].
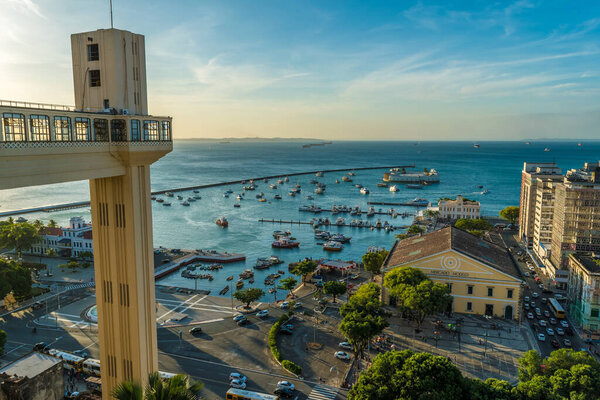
[0, 164, 414, 217]
[299, 207, 413, 217]
[258, 218, 409, 230]
[368, 201, 429, 207]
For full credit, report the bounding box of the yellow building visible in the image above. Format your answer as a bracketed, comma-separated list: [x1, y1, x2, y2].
[382, 227, 524, 320]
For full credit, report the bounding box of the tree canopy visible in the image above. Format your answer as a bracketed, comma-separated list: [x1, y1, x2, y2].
[362, 249, 389, 279]
[0, 220, 40, 257]
[323, 280, 347, 302]
[112, 371, 203, 400]
[291, 259, 317, 282]
[232, 288, 264, 308]
[499, 206, 519, 225]
[455, 218, 492, 232]
[0, 258, 32, 299]
[0, 329, 6, 355]
[278, 277, 298, 297]
[384, 266, 452, 330]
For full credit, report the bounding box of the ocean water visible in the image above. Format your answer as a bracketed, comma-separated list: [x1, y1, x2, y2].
[1, 140, 597, 297]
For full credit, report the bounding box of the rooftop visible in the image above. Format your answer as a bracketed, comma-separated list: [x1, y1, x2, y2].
[384, 226, 520, 279]
[0, 352, 61, 379]
[569, 253, 600, 275]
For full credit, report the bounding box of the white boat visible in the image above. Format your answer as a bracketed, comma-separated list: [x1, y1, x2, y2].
[336, 217, 345, 226]
[316, 171, 323, 177]
[237, 194, 243, 200]
[544, 147, 551, 152]
[389, 185, 399, 192]
[315, 187, 324, 194]
[360, 187, 370, 195]
[165, 192, 174, 197]
[284, 176, 289, 182]
[270, 184, 277, 189]
[323, 241, 343, 252]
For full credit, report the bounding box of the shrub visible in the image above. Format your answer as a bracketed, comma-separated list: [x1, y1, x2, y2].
[268, 314, 290, 362]
[282, 360, 302, 375]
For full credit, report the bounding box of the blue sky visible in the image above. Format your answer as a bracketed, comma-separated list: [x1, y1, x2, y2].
[1, 0, 599, 139]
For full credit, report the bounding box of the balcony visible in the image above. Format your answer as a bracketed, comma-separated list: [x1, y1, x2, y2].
[0, 100, 173, 189]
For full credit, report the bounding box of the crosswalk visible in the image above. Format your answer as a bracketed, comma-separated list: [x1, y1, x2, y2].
[307, 385, 338, 400]
[63, 282, 95, 292]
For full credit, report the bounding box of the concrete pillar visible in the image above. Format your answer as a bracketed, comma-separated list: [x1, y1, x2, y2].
[89, 164, 158, 398]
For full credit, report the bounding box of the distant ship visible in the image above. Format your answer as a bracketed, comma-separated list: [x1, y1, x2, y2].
[302, 142, 333, 148]
[525, 141, 531, 145]
[473, 143, 480, 148]
[578, 142, 582, 147]
[544, 147, 551, 152]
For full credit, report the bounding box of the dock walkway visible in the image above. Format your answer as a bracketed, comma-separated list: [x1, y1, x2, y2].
[258, 218, 409, 230]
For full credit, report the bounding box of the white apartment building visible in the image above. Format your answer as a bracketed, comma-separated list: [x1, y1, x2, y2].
[438, 195, 480, 219]
[532, 178, 558, 270]
[29, 217, 93, 258]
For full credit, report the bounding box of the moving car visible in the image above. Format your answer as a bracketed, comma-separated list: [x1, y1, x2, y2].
[280, 327, 293, 335]
[560, 320, 569, 328]
[229, 373, 247, 382]
[293, 302, 303, 309]
[537, 333, 546, 342]
[556, 328, 565, 336]
[237, 318, 249, 326]
[540, 320, 547, 327]
[339, 342, 352, 350]
[233, 314, 246, 322]
[546, 328, 555, 336]
[563, 339, 572, 347]
[230, 379, 246, 389]
[549, 318, 557, 325]
[33, 342, 49, 352]
[532, 292, 539, 298]
[543, 310, 550, 318]
[280, 301, 289, 309]
[335, 351, 351, 360]
[524, 296, 530, 303]
[283, 324, 293, 331]
[256, 310, 269, 318]
[527, 312, 534, 319]
[277, 381, 295, 391]
[189, 327, 202, 335]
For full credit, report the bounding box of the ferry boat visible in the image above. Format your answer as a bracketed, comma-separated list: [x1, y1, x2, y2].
[323, 241, 343, 252]
[389, 185, 399, 192]
[383, 168, 439, 184]
[406, 184, 423, 189]
[181, 201, 190, 206]
[216, 217, 229, 227]
[360, 187, 370, 195]
[274, 194, 282, 200]
[272, 238, 300, 248]
[409, 198, 429, 206]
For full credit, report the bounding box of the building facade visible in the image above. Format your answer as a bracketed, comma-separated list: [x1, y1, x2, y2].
[518, 162, 562, 245]
[531, 178, 559, 269]
[0, 352, 64, 400]
[568, 254, 600, 336]
[382, 227, 523, 320]
[28, 217, 93, 258]
[550, 163, 600, 270]
[438, 195, 480, 219]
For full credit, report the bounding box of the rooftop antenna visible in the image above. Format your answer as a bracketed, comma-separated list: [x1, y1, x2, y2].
[109, 0, 114, 28]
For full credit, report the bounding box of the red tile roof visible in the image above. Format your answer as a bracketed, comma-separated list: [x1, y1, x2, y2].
[82, 230, 93, 240]
[41, 227, 62, 236]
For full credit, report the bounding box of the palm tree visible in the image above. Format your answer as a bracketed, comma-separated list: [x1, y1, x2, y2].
[47, 219, 57, 228]
[112, 373, 203, 400]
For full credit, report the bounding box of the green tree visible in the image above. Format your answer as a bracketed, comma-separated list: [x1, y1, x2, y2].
[112, 372, 203, 400]
[47, 219, 58, 228]
[46, 248, 57, 258]
[518, 350, 543, 382]
[348, 350, 469, 400]
[455, 218, 492, 232]
[362, 250, 389, 280]
[278, 277, 298, 297]
[339, 283, 388, 358]
[0, 221, 40, 257]
[384, 266, 452, 330]
[113, 380, 143, 400]
[407, 224, 425, 235]
[424, 209, 440, 218]
[0, 329, 6, 355]
[323, 280, 346, 302]
[0, 259, 32, 299]
[291, 259, 317, 283]
[499, 206, 519, 225]
[232, 288, 264, 308]
[79, 250, 94, 260]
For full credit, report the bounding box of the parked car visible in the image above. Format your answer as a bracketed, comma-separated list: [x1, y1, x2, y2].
[31, 301, 43, 310]
[189, 327, 203, 335]
[532, 292, 539, 298]
[33, 342, 49, 352]
[280, 301, 290, 309]
[256, 310, 269, 318]
[556, 327, 565, 336]
[233, 314, 246, 322]
[563, 339, 572, 347]
[280, 327, 293, 335]
[540, 320, 547, 327]
[229, 373, 247, 382]
[524, 303, 530, 310]
[531, 302, 536, 308]
[339, 342, 353, 350]
[551, 340, 560, 348]
[230, 379, 246, 389]
[538, 333, 546, 342]
[541, 297, 547, 304]
[527, 312, 534, 319]
[277, 381, 295, 391]
[549, 318, 557, 325]
[543, 310, 550, 318]
[293, 302, 303, 309]
[524, 272, 530, 277]
[335, 351, 351, 360]
[535, 308, 541, 316]
[560, 320, 569, 328]
[524, 296, 530, 303]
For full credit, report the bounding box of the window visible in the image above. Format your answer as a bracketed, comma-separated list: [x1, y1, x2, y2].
[507, 289, 514, 299]
[75, 117, 90, 141]
[591, 308, 599, 318]
[87, 44, 99, 61]
[2, 113, 26, 141]
[446, 283, 452, 293]
[54, 116, 71, 141]
[161, 121, 171, 140]
[130, 120, 140, 141]
[29, 115, 50, 141]
[110, 119, 127, 141]
[143, 120, 159, 141]
[89, 70, 101, 87]
[467, 285, 474, 295]
[487, 287, 494, 297]
[466, 302, 473, 311]
[93, 119, 108, 141]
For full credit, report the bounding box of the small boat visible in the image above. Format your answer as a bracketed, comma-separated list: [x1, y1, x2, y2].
[474, 143, 480, 148]
[163, 202, 172, 206]
[194, 195, 201, 200]
[219, 286, 229, 295]
[375, 220, 383, 229]
[284, 176, 289, 182]
[256, 193, 264, 199]
[277, 179, 284, 184]
[342, 176, 352, 182]
[306, 195, 314, 200]
[348, 172, 356, 176]
[258, 198, 267, 202]
[226, 189, 234, 193]
[409, 198, 429, 206]
[269, 288, 277, 294]
[336, 217, 345, 226]
[226, 275, 234, 281]
[360, 187, 370, 195]
[330, 233, 351, 243]
[289, 191, 296, 197]
[377, 183, 388, 187]
[406, 184, 423, 189]
[477, 185, 483, 189]
[193, 190, 200, 193]
[269, 255, 284, 265]
[165, 192, 174, 197]
[315, 187, 324, 194]
[236, 280, 244, 289]
[355, 183, 363, 188]
[481, 189, 489, 195]
[335, 179, 340, 183]
[223, 193, 230, 198]
[578, 142, 582, 147]
[233, 204, 241, 208]
[156, 198, 164, 203]
[316, 171, 323, 177]
[544, 147, 551, 152]
[216, 217, 229, 227]
[389, 185, 399, 192]
[181, 201, 190, 206]
[274, 194, 282, 200]
[323, 241, 343, 252]
[177, 195, 183, 200]
[187, 197, 196, 202]
[277, 270, 285, 275]
[272, 238, 300, 248]
[270, 184, 278, 189]
[249, 279, 255, 284]
[315, 231, 330, 240]
[151, 196, 157, 200]
[273, 230, 291, 238]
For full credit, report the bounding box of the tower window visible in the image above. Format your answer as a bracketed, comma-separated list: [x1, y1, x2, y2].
[89, 70, 101, 87]
[87, 44, 99, 61]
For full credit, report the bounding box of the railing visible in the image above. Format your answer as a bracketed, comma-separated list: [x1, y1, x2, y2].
[0, 99, 78, 112]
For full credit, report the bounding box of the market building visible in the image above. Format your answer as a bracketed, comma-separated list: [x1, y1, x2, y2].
[381, 227, 523, 320]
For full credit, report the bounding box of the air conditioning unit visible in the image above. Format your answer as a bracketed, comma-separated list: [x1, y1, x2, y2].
[122, 109, 129, 115]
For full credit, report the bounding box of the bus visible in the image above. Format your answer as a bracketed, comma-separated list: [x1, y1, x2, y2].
[82, 358, 101, 376]
[226, 388, 278, 400]
[48, 349, 85, 372]
[549, 298, 565, 319]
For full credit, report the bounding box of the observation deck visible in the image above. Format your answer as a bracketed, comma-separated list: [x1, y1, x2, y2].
[0, 100, 172, 189]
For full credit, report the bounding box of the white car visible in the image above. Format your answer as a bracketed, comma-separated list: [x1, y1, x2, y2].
[293, 302, 303, 309]
[230, 379, 246, 389]
[546, 328, 555, 336]
[538, 333, 546, 342]
[339, 342, 352, 350]
[527, 312, 534, 319]
[560, 320, 569, 328]
[229, 373, 247, 382]
[280, 301, 289, 309]
[335, 351, 351, 360]
[556, 327, 565, 336]
[233, 314, 246, 322]
[256, 310, 269, 318]
[532, 292, 539, 298]
[540, 320, 547, 327]
[277, 381, 295, 391]
[524, 296, 530, 303]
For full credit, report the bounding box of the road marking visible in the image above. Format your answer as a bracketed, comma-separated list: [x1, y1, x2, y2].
[308, 385, 338, 400]
[156, 294, 200, 322]
[199, 318, 224, 324]
[3, 344, 26, 355]
[179, 295, 208, 314]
